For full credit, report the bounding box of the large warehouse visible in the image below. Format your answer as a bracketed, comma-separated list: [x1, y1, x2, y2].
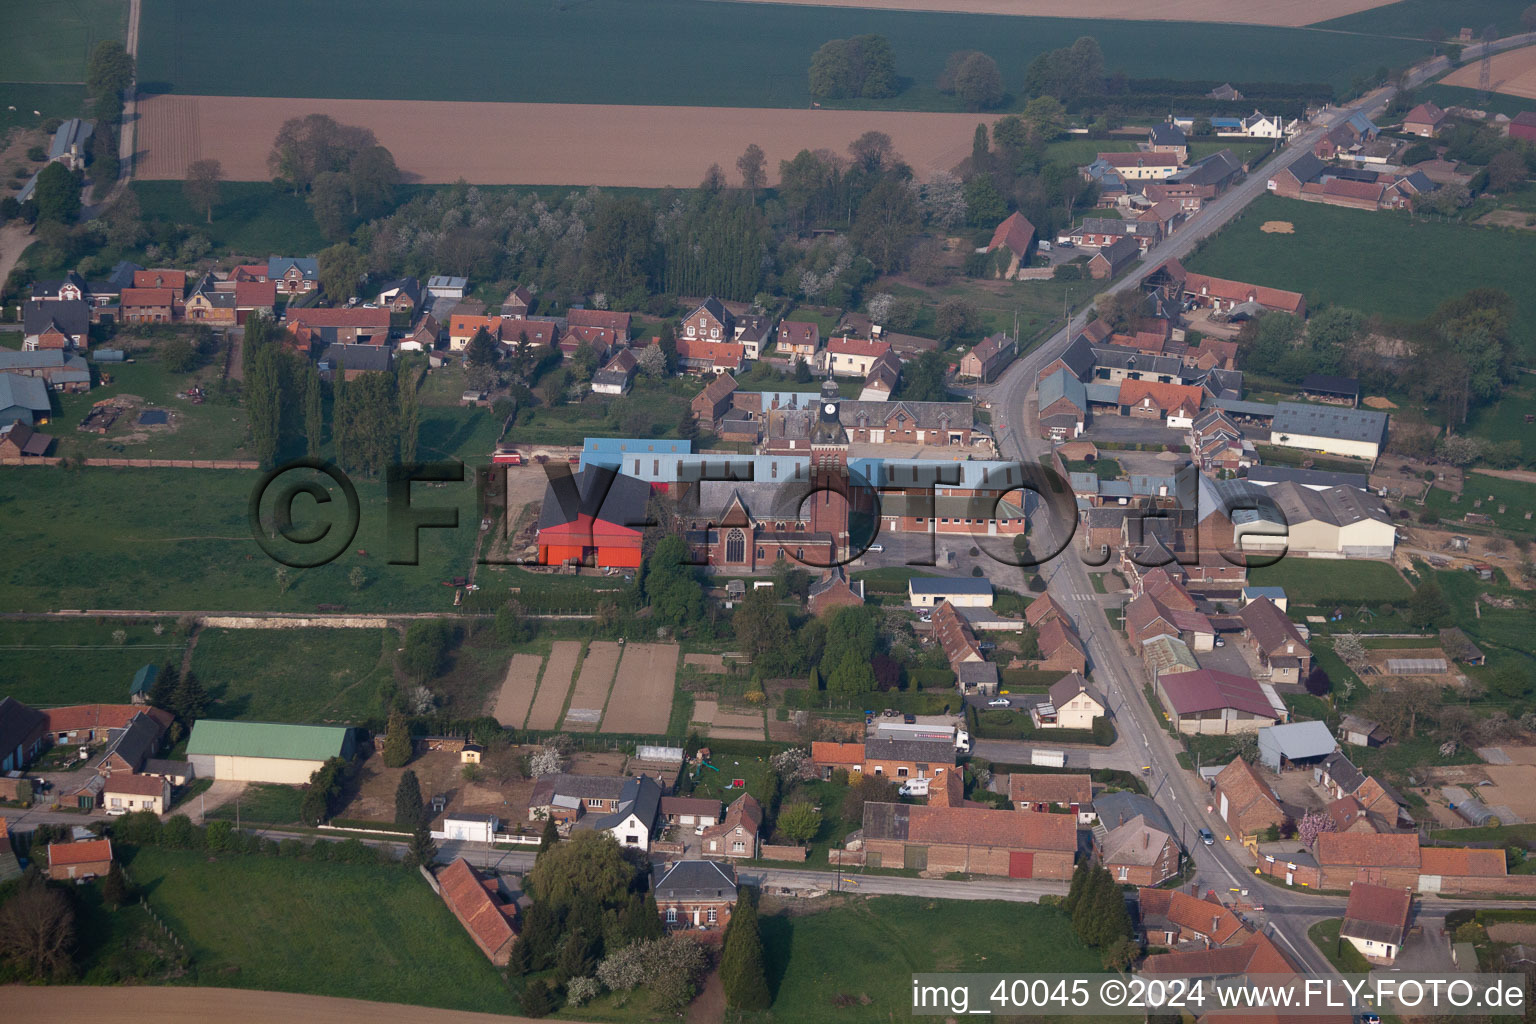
[187, 720, 356, 784]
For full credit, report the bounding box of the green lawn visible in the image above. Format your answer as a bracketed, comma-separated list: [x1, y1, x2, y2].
[685, 748, 778, 806]
[1424, 475, 1536, 537]
[131, 181, 329, 258]
[1307, 918, 1373, 974]
[121, 847, 511, 1012]
[0, 467, 483, 613]
[137, 0, 1432, 109]
[188, 627, 394, 723]
[749, 895, 1121, 1023]
[0, 0, 127, 84]
[1185, 194, 1536, 361]
[1067, 457, 1120, 480]
[1246, 558, 1410, 605]
[202, 782, 304, 824]
[0, 83, 88, 134]
[0, 619, 184, 706]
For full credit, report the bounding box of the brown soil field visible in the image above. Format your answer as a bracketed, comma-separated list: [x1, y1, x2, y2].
[139, 95, 1003, 187]
[1473, 763, 1536, 821]
[601, 642, 680, 735]
[564, 640, 621, 731]
[492, 652, 545, 727]
[526, 639, 581, 730]
[1260, 220, 1295, 233]
[1, 986, 574, 1024]
[1443, 45, 1536, 99]
[1361, 395, 1396, 409]
[684, 652, 729, 673]
[710, 0, 1390, 27]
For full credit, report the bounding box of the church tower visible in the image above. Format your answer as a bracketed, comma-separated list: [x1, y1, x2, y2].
[808, 378, 852, 559]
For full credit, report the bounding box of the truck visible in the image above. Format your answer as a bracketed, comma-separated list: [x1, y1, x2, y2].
[874, 721, 971, 754]
[1031, 748, 1067, 768]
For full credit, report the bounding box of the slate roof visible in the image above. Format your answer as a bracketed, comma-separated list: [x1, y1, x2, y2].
[863, 736, 955, 764]
[0, 421, 53, 455]
[1271, 401, 1386, 445]
[267, 257, 318, 281]
[909, 577, 992, 596]
[1094, 790, 1174, 836]
[1169, 149, 1243, 188]
[528, 773, 628, 806]
[579, 774, 662, 832]
[23, 299, 89, 338]
[1283, 152, 1326, 184]
[652, 860, 738, 900]
[1038, 368, 1086, 412]
[319, 343, 393, 373]
[1048, 672, 1102, 712]
[1246, 465, 1367, 489]
[1320, 751, 1366, 794]
[536, 466, 654, 533]
[99, 711, 165, 771]
[1150, 122, 1186, 146]
[0, 697, 46, 762]
[1239, 597, 1308, 656]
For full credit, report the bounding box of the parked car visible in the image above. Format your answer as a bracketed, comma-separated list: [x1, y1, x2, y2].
[978, 641, 996, 652]
[867, 544, 884, 553]
[987, 698, 1012, 708]
[1215, 638, 1226, 647]
[903, 713, 916, 724]
[1198, 828, 1216, 845]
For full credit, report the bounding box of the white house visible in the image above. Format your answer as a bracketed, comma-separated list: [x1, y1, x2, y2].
[1029, 673, 1106, 731]
[1242, 113, 1287, 138]
[907, 576, 994, 609]
[426, 276, 467, 300]
[572, 775, 661, 851]
[442, 813, 499, 843]
[1339, 882, 1411, 964]
[103, 773, 171, 815]
[820, 336, 892, 377]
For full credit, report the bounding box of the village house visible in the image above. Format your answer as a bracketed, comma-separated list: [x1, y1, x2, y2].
[318, 343, 394, 380]
[448, 313, 507, 351]
[288, 307, 391, 349]
[1402, 101, 1447, 137]
[984, 211, 1036, 278]
[572, 775, 662, 850]
[0, 698, 49, 772]
[437, 857, 518, 966]
[1008, 773, 1094, 822]
[861, 802, 1076, 878]
[859, 349, 901, 401]
[677, 337, 745, 375]
[690, 373, 738, 428]
[1092, 151, 1180, 181]
[1100, 813, 1181, 885]
[591, 349, 639, 396]
[775, 320, 821, 362]
[559, 324, 620, 362]
[811, 742, 866, 780]
[23, 300, 91, 350]
[1213, 757, 1288, 838]
[820, 336, 891, 378]
[1339, 882, 1412, 964]
[653, 860, 737, 934]
[375, 278, 422, 314]
[1037, 368, 1087, 440]
[1029, 673, 1105, 731]
[1070, 217, 1161, 252]
[1136, 888, 1247, 948]
[1156, 668, 1285, 735]
[0, 421, 54, 459]
[1315, 832, 1421, 889]
[659, 796, 721, 830]
[268, 258, 319, 294]
[862, 736, 955, 782]
[1510, 110, 1536, 143]
[1088, 236, 1141, 280]
[807, 568, 866, 616]
[47, 838, 113, 881]
[907, 576, 992, 609]
[958, 333, 1016, 382]
[1148, 122, 1188, 161]
[501, 317, 559, 352]
[1239, 597, 1312, 685]
[103, 772, 172, 815]
[701, 793, 762, 859]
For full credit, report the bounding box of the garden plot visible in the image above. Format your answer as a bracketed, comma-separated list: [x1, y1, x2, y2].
[599, 642, 679, 735]
[490, 652, 544, 728]
[525, 640, 580, 731]
[563, 640, 621, 732]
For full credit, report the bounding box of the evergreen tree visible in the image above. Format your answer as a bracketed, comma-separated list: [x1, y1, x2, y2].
[555, 927, 599, 983]
[408, 825, 437, 868]
[149, 664, 179, 712]
[101, 861, 130, 909]
[172, 671, 209, 723]
[332, 367, 349, 471]
[303, 363, 323, 458]
[519, 978, 553, 1018]
[381, 711, 413, 767]
[506, 936, 533, 976]
[394, 769, 424, 827]
[1063, 858, 1089, 916]
[538, 816, 559, 856]
[1071, 862, 1107, 944]
[720, 890, 771, 1009]
[520, 901, 560, 969]
[246, 344, 283, 468]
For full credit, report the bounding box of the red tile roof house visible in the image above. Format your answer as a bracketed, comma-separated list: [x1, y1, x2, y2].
[811, 742, 867, 780]
[287, 307, 392, 348]
[1035, 616, 1088, 674]
[436, 857, 518, 966]
[1314, 832, 1420, 890]
[120, 287, 176, 324]
[984, 211, 1036, 279]
[47, 837, 113, 881]
[1136, 888, 1248, 948]
[103, 772, 172, 815]
[1214, 757, 1287, 839]
[701, 793, 762, 859]
[1402, 101, 1447, 137]
[1008, 772, 1094, 822]
[1140, 928, 1296, 978]
[566, 308, 633, 338]
[861, 802, 1077, 878]
[1510, 110, 1536, 144]
[1174, 263, 1306, 317]
[44, 703, 172, 745]
[1156, 668, 1285, 735]
[676, 338, 745, 375]
[1338, 882, 1412, 964]
[1117, 379, 1204, 427]
[660, 796, 722, 829]
[820, 336, 891, 378]
[1238, 597, 1311, 685]
[690, 373, 738, 428]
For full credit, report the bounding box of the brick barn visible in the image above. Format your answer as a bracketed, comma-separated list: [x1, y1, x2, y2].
[861, 802, 1076, 878]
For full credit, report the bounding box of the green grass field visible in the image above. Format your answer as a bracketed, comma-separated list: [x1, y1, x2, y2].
[1463, 381, 1536, 463]
[202, 782, 304, 824]
[1425, 474, 1536, 536]
[0, 83, 88, 134]
[0, 467, 482, 613]
[751, 896, 1122, 1023]
[137, 0, 1432, 109]
[1185, 195, 1536, 361]
[0, 619, 183, 706]
[131, 181, 330, 257]
[1316, 0, 1532, 37]
[188, 627, 394, 723]
[122, 847, 511, 1012]
[1418, 83, 1536, 119]
[1246, 557, 1411, 605]
[51, 355, 252, 461]
[0, 0, 126, 84]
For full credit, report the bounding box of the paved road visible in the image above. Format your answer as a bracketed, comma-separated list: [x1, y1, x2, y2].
[973, 62, 1457, 978]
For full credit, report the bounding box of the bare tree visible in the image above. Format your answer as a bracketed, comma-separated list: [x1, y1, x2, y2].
[183, 158, 222, 223]
[0, 873, 76, 980]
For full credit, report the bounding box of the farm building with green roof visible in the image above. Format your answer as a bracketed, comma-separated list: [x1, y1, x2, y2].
[187, 720, 356, 784]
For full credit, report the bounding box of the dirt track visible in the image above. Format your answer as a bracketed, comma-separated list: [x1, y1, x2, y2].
[708, 0, 1390, 27]
[0, 986, 564, 1023]
[138, 95, 999, 187]
[526, 639, 580, 730]
[600, 642, 679, 735]
[1443, 45, 1536, 98]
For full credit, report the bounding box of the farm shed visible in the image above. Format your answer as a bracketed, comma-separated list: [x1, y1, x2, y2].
[186, 720, 355, 784]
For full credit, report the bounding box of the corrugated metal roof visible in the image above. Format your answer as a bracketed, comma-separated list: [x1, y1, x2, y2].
[187, 720, 352, 762]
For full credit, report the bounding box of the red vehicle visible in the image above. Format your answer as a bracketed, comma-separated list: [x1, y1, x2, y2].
[491, 448, 523, 466]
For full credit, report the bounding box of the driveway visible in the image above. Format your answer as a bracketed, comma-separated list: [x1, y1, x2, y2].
[1393, 918, 1454, 973]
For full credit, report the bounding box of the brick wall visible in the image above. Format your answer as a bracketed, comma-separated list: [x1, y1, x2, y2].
[760, 844, 808, 862]
[1318, 865, 1418, 890]
[1430, 875, 1536, 896]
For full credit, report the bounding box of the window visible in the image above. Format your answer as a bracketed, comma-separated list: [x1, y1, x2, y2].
[897, 767, 909, 777]
[588, 798, 604, 807]
[666, 907, 678, 923]
[110, 798, 122, 808]
[707, 908, 717, 924]
[732, 841, 745, 852]
[726, 529, 745, 563]
[1118, 866, 1128, 880]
